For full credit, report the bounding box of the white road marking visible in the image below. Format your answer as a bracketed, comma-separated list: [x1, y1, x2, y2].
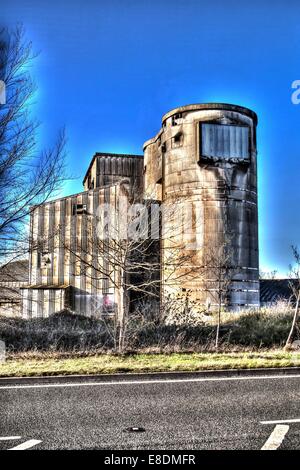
[0, 436, 21, 441]
[261, 418, 300, 425]
[261, 425, 289, 450]
[8, 439, 42, 450]
[0, 374, 299, 390]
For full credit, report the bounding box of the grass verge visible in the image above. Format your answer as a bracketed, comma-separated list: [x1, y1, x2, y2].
[1, 351, 300, 377]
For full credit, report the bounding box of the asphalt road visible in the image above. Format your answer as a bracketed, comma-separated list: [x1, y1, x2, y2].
[1, 371, 300, 450]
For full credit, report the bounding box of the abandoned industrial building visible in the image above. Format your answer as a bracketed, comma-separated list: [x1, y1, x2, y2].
[2, 103, 263, 318]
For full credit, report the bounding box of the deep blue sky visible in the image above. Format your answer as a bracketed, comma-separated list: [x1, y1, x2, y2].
[2, 0, 300, 275]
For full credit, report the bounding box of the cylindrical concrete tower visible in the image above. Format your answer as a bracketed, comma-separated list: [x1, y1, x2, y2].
[143, 103, 259, 309]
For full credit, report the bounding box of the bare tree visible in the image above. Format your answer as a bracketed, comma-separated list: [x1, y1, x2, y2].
[61, 183, 159, 352]
[62, 184, 202, 352]
[259, 269, 278, 280]
[201, 240, 237, 350]
[285, 245, 300, 349]
[0, 25, 66, 264]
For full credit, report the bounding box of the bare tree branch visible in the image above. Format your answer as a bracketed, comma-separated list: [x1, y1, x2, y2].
[0, 25, 67, 263]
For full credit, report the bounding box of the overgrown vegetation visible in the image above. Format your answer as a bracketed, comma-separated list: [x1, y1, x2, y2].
[0, 303, 298, 355]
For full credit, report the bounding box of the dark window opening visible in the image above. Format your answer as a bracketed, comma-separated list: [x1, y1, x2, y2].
[161, 142, 167, 153]
[172, 132, 183, 148]
[37, 252, 52, 268]
[73, 203, 87, 215]
[171, 113, 182, 126]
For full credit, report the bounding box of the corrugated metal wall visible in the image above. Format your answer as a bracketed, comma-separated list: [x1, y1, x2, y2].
[201, 123, 249, 160]
[22, 183, 131, 317]
[83, 153, 144, 195]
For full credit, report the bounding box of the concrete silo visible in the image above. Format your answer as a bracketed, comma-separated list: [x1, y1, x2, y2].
[143, 103, 259, 309]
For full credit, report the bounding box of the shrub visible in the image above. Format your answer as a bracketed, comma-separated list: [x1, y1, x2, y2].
[0, 303, 297, 353]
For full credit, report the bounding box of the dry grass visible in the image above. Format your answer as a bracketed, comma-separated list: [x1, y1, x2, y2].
[0, 304, 297, 355]
[1, 351, 300, 377]
[0, 304, 299, 377]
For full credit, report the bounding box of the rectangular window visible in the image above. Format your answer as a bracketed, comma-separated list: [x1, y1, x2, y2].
[172, 113, 182, 126]
[172, 132, 183, 148]
[200, 123, 249, 160]
[37, 252, 52, 268]
[73, 203, 87, 215]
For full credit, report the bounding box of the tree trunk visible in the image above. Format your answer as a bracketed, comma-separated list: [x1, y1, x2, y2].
[118, 282, 129, 354]
[118, 286, 124, 354]
[215, 303, 221, 350]
[215, 279, 222, 350]
[285, 290, 300, 349]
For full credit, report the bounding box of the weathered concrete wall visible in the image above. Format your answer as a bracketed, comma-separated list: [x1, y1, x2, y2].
[144, 103, 259, 309]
